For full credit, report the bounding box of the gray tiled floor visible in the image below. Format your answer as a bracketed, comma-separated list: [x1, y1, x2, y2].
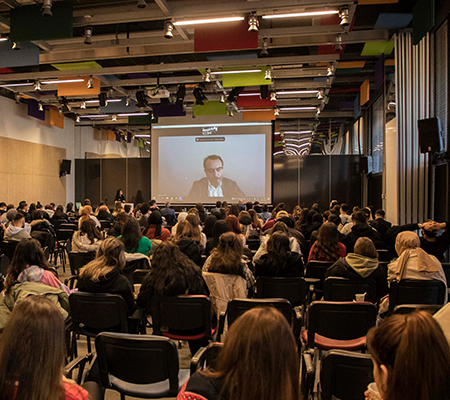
[59, 257, 192, 400]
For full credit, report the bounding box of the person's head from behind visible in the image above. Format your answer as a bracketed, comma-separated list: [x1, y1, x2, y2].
[123, 204, 132, 214]
[367, 311, 450, 400]
[228, 204, 240, 218]
[120, 217, 141, 251]
[215, 200, 222, 209]
[139, 203, 150, 216]
[352, 210, 367, 225]
[267, 231, 290, 260]
[83, 199, 91, 206]
[362, 207, 372, 220]
[316, 221, 338, 247]
[12, 213, 25, 228]
[209, 232, 243, 276]
[340, 203, 349, 214]
[18, 202, 28, 212]
[204, 215, 217, 238]
[149, 210, 163, 226]
[80, 218, 101, 243]
[149, 199, 157, 209]
[213, 307, 299, 400]
[328, 213, 341, 227]
[270, 221, 288, 236]
[5, 238, 49, 294]
[175, 220, 193, 241]
[195, 203, 205, 213]
[225, 214, 241, 234]
[80, 205, 93, 217]
[203, 154, 224, 187]
[353, 237, 378, 258]
[212, 220, 230, 242]
[329, 199, 339, 209]
[66, 202, 74, 212]
[238, 211, 252, 226]
[113, 201, 123, 213]
[0, 202, 6, 210]
[211, 209, 222, 221]
[0, 295, 67, 400]
[375, 209, 385, 219]
[395, 231, 421, 257]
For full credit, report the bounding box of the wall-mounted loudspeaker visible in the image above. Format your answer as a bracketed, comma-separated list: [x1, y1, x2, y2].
[418, 117, 444, 153]
[60, 159, 71, 177]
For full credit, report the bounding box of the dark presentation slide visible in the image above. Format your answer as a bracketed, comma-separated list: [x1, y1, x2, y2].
[151, 122, 273, 204]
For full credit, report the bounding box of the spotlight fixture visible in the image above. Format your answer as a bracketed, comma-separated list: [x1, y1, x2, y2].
[193, 86, 207, 105]
[316, 107, 321, 114]
[109, 87, 114, 97]
[34, 81, 41, 91]
[80, 100, 86, 109]
[12, 42, 20, 50]
[98, 92, 108, 107]
[112, 114, 117, 122]
[58, 107, 63, 116]
[317, 90, 324, 100]
[15, 93, 21, 103]
[205, 70, 212, 83]
[248, 13, 259, 31]
[274, 107, 280, 116]
[87, 76, 94, 89]
[38, 102, 44, 112]
[137, 0, 147, 8]
[227, 87, 245, 103]
[42, 0, 53, 17]
[335, 34, 343, 51]
[264, 68, 272, 80]
[84, 26, 93, 45]
[339, 8, 349, 27]
[327, 67, 333, 77]
[76, 115, 80, 123]
[125, 96, 130, 107]
[270, 92, 277, 101]
[176, 84, 186, 106]
[228, 108, 234, 117]
[260, 38, 269, 56]
[220, 93, 226, 103]
[164, 21, 174, 39]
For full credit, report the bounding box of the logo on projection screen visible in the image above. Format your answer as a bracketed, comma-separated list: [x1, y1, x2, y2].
[202, 126, 218, 135]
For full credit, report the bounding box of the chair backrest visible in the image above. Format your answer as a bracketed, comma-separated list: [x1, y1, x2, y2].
[226, 298, 293, 329]
[68, 251, 96, 275]
[306, 301, 377, 347]
[152, 295, 213, 340]
[389, 279, 447, 311]
[133, 269, 150, 284]
[323, 277, 377, 303]
[69, 292, 128, 337]
[190, 342, 224, 374]
[123, 257, 151, 284]
[392, 304, 443, 315]
[305, 261, 335, 288]
[376, 249, 391, 262]
[256, 276, 307, 306]
[56, 229, 75, 241]
[98, 220, 111, 230]
[95, 332, 180, 396]
[320, 349, 374, 400]
[59, 223, 78, 231]
[1, 240, 19, 261]
[247, 238, 261, 251]
[442, 263, 450, 289]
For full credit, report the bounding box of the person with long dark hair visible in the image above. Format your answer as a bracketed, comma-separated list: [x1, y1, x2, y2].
[254, 231, 303, 277]
[178, 307, 300, 400]
[119, 217, 152, 256]
[203, 215, 217, 240]
[173, 220, 204, 267]
[145, 210, 171, 241]
[0, 296, 89, 400]
[309, 221, 346, 262]
[4, 238, 71, 294]
[71, 219, 103, 253]
[66, 202, 76, 218]
[205, 221, 230, 257]
[365, 311, 450, 400]
[115, 189, 126, 203]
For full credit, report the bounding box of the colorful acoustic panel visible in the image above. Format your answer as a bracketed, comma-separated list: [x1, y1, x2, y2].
[128, 115, 158, 125]
[360, 79, 370, 106]
[195, 20, 258, 52]
[242, 110, 275, 121]
[0, 68, 13, 74]
[57, 77, 101, 96]
[236, 94, 275, 109]
[222, 68, 272, 88]
[361, 41, 394, 56]
[49, 107, 64, 129]
[358, 0, 399, 4]
[10, 3, 73, 42]
[152, 104, 186, 118]
[374, 13, 412, 29]
[413, 0, 435, 45]
[0, 42, 39, 68]
[193, 101, 228, 116]
[28, 99, 45, 121]
[51, 61, 102, 71]
[100, 97, 137, 113]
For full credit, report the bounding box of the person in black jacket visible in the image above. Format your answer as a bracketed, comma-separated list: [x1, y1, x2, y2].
[137, 240, 209, 355]
[342, 211, 385, 253]
[369, 209, 392, 236]
[254, 232, 303, 278]
[173, 220, 204, 267]
[77, 237, 135, 315]
[326, 236, 388, 304]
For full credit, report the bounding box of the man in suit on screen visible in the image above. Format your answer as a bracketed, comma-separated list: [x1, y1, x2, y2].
[188, 154, 246, 200]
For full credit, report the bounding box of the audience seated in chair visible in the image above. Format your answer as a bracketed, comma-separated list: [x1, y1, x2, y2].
[0, 295, 90, 400]
[178, 307, 300, 400]
[78, 205, 101, 229]
[254, 231, 303, 278]
[145, 210, 171, 242]
[342, 211, 384, 253]
[173, 220, 204, 267]
[3, 213, 31, 241]
[326, 237, 388, 304]
[71, 219, 103, 253]
[119, 217, 152, 256]
[369, 209, 392, 236]
[308, 222, 346, 262]
[77, 237, 136, 316]
[366, 311, 450, 400]
[205, 221, 229, 257]
[96, 204, 114, 223]
[203, 215, 217, 241]
[108, 212, 129, 237]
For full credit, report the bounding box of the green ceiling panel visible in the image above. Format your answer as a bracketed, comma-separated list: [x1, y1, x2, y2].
[222, 68, 272, 88]
[194, 101, 228, 116]
[361, 41, 395, 56]
[52, 61, 102, 71]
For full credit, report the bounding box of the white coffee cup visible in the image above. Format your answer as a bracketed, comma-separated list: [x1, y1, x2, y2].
[367, 382, 381, 400]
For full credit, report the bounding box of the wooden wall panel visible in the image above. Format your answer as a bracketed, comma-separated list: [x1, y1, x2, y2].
[0, 136, 66, 205]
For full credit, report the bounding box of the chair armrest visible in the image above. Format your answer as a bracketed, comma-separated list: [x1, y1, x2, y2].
[301, 350, 315, 400]
[217, 312, 226, 342]
[190, 346, 208, 375]
[293, 305, 303, 340]
[64, 352, 95, 384]
[64, 275, 78, 290]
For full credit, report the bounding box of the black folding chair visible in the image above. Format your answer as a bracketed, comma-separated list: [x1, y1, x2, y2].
[323, 276, 377, 303]
[95, 332, 190, 399]
[68, 251, 96, 275]
[69, 292, 128, 353]
[247, 238, 261, 251]
[98, 220, 112, 231]
[377, 249, 391, 262]
[55, 229, 75, 272]
[256, 276, 307, 307]
[190, 342, 223, 375]
[124, 257, 151, 284]
[305, 260, 335, 297]
[133, 269, 150, 284]
[0, 240, 19, 264]
[389, 279, 447, 313]
[392, 304, 443, 315]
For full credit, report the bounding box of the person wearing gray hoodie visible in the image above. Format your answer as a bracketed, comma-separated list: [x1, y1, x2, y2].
[3, 213, 31, 242]
[325, 236, 388, 304]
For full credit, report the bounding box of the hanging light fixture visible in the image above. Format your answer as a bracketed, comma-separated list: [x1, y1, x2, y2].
[335, 34, 343, 51]
[84, 26, 93, 45]
[15, 93, 21, 103]
[42, 0, 53, 17]
[80, 100, 86, 109]
[38, 102, 44, 111]
[87, 76, 94, 89]
[34, 81, 41, 91]
[264, 68, 272, 80]
[205, 70, 212, 82]
[112, 114, 117, 122]
[58, 107, 63, 116]
[76, 116, 81, 123]
[220, 93, 226, 103]
[339, 8, 349, 26]
[260, 38, 269, 56]
[126, 96, 130, 107]
[317, 90, 324, 100]
[274, 107, 280, 116]
[137, 0, 147, 8]
[248, 13, 259, 31]
[270, 92, 277, 101]
[164, 21, 174, 39]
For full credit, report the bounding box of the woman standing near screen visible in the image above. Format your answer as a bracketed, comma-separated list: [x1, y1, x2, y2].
[115, 189, 126, 203]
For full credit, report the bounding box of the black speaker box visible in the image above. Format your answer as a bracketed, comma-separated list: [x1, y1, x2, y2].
[60, 159, 71, 177]
[418, 117, 443, 153]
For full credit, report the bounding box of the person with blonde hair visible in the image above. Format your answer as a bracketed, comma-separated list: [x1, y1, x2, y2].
[78, 205, 100, 229]
[178, 307, 300, 400]
[77, 237, 135, 315]
[112, 201, 124, 216]
[365, 311, 450, 400]
[0, 295, 90, 400]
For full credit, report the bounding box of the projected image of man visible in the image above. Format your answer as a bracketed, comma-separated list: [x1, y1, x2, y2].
[188, 155, 246, 199]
